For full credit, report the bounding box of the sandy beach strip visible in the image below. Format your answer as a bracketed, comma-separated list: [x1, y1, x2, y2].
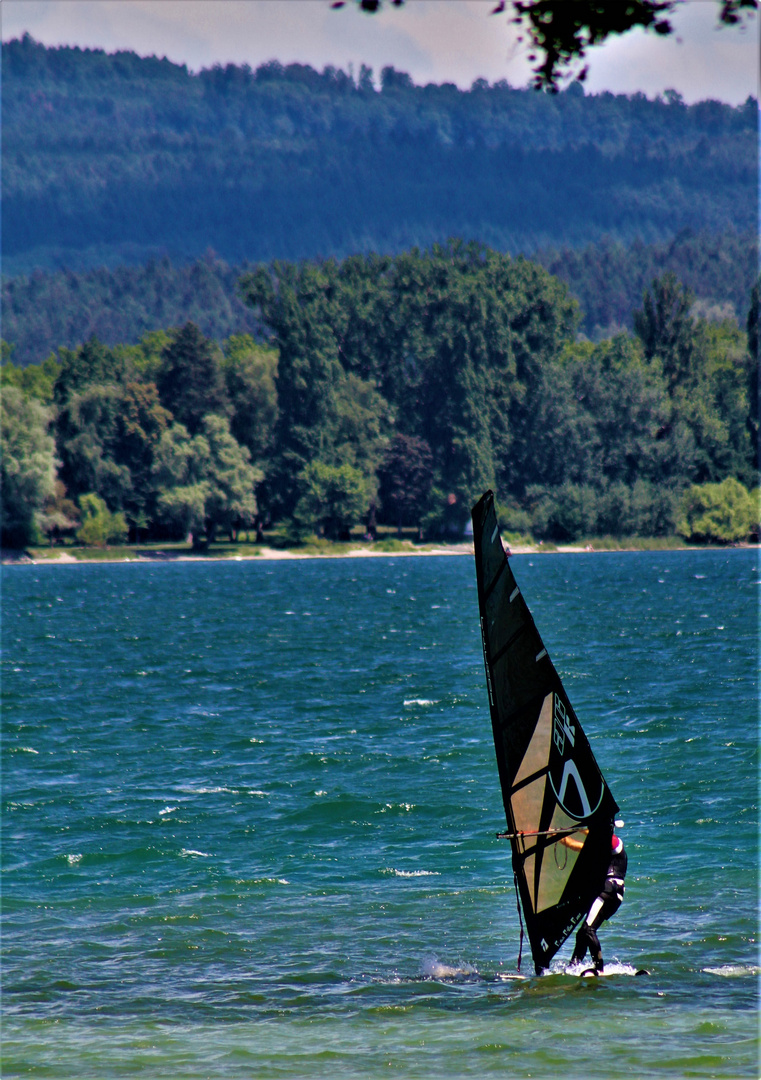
[3, 541, 598, 565]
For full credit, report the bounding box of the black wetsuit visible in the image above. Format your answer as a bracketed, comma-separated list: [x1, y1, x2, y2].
[571, 845, 627, 971]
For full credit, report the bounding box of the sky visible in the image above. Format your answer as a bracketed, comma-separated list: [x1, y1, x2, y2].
[1, 0, 758, 104]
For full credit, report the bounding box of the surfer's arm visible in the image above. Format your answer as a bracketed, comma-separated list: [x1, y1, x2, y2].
[559, 830, 587, 851]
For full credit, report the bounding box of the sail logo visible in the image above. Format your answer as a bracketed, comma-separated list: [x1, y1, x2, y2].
[548, 693, 604, 820]
[553, 696, 575, 754]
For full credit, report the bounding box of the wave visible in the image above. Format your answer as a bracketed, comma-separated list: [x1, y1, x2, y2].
[703, 964, 761, 977]
[422, 959, 476, 978]
[175, 785, 241, 795]
[381, 868, 439, 878]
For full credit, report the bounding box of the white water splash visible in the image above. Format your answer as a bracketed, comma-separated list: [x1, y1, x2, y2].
[383, 868, 439, 878]
[561, 959, 642, 977]
[422, 959, 476, 979]
[703, 964, 761, 977]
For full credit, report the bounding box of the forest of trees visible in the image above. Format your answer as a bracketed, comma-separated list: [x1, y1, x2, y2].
[2, 39, 756, 552]
[2, 245, 758, 550]
[3, 230, 755, 369]
[3, 35, 756, 274]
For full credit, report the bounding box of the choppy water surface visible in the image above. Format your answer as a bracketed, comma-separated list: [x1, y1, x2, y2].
[2, 550, 758, 1078]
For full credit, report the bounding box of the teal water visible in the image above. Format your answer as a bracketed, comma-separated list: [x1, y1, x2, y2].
[2, 551, 758, 1078]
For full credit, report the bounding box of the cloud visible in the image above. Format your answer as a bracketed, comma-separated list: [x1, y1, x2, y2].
[2, 0, 757, 102]
[580, 1, 759, 103]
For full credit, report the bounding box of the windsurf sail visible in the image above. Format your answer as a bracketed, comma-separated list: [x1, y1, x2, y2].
[471, 491, 619, 974]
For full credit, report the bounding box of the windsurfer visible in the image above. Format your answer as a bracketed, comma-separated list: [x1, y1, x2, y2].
[472, 492, 622, 974]
[563, 833, 627, 973]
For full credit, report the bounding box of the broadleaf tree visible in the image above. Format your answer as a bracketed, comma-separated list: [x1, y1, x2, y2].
[152, 415, 261, 546]
[0, 386, 58, 547]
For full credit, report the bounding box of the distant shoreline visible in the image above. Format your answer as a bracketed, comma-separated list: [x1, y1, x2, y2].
[4, 542, 479, 566]
[4, 539, 748, 567]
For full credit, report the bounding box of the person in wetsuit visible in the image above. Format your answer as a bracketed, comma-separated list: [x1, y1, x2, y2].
[565, 833, 627, 973]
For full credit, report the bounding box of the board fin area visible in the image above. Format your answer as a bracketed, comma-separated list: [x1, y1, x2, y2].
[568, 962, 649, 977]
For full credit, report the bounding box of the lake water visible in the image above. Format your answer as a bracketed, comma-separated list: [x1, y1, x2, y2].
[2, 550, 758, 1078]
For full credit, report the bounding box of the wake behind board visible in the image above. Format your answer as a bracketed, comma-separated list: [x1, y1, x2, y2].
[578, 965, 649, 977]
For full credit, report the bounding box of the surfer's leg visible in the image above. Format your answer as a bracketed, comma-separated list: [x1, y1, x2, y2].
[586, 897, 605, 927]
[572, 897, 605, 968]
[587, 895, 622, 972]
[586, 925, 604, 971]
[571, 923, 603, 969]
[572, 908, 602, 964]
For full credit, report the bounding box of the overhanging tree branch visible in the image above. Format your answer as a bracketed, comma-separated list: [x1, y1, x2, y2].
[331, 0, 758, 90]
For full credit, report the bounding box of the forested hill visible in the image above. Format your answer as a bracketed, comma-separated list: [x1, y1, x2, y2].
[3, 34, 756, 274]
[3, 230, 755, 368]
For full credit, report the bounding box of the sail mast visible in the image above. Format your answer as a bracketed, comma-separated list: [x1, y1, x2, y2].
[471, 491, 618, 973]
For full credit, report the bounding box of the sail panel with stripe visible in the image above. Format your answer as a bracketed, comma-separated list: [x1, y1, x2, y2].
[472, 491, 618, 973]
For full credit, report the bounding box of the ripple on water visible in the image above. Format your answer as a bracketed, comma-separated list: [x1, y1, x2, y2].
[2, 552, 758, 1079]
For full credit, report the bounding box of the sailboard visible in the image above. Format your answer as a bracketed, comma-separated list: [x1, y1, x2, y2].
[471, 491, 619, 975]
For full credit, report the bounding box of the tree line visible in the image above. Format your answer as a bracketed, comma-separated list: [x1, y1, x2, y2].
[2, 244, 757, 550]
[3, 34, 755, 274]
[3, 230, 754, 370]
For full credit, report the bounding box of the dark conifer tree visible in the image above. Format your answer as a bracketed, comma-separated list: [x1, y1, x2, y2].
[156, 322, 230, 434]
[634, 273, 696, 388]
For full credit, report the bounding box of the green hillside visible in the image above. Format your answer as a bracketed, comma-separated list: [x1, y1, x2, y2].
[3, 39, 757, 551]
[3, 34, 756, 274]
